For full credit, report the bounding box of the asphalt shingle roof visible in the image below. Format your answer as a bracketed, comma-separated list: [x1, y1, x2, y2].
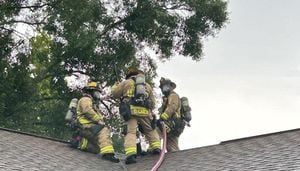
[1, 127, 300, 171]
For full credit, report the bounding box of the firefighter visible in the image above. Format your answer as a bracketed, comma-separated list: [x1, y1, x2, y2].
[111, 67, 161, 164]
[77, 81, 119, 163]
[158, 77, 185, 152]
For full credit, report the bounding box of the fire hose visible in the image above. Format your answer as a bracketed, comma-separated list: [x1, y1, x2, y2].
[150, 121, 167, 171]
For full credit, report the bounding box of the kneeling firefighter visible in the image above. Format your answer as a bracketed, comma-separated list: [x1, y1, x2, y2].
[111, 67, 161, 164]
[158, 77, 186, 152]
[77, 81, 119, 163]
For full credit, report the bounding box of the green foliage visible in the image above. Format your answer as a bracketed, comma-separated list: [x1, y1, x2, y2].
[0, 0, 228, 145]
[112, 134, 125, 153]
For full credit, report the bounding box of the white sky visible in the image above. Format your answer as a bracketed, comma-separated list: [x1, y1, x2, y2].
[156, 0, 300, 149]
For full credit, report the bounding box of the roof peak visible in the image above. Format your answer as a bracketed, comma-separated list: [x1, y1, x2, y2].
[220, 128, 300, 144]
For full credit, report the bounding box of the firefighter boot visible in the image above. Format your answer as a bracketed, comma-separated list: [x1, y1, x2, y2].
[102, 153, 120, 163]
[125, 154, 137, 164]
[152, 148, 161, 155]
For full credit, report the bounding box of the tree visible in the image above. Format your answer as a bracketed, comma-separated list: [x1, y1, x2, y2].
[0, 0, 228, 143]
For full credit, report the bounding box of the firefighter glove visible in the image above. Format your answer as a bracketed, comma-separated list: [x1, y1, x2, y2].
[164, 123, 171, 133]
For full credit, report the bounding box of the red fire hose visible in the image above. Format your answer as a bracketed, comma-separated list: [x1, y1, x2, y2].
[151, 122, 167, 171]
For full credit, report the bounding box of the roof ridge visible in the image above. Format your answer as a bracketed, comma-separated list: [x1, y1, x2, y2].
[220, 128, 300, 144]
[169, 128, 300, 152]
[0, 126, 69, 144]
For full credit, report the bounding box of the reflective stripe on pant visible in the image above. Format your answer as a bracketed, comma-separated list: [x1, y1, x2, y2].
[79, 137, 88, 150]
[124, 116, 161, 156]
[101, 145, 114, 154]
[138, 116, 161, 150]
[79, 137, 99, 154]
[98, 127, 114, 154]
[125, 146, 137, 156]
[80, 126, 114, 154]
[124, 118, 138, 156]
[149, 141, 161, 150]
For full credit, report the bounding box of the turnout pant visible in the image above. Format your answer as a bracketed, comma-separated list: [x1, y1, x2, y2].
[79, 125, 115, 155]
[157, 128, 180, 152]
[166, 135, 179, 152]
[124, 116, 161, 156]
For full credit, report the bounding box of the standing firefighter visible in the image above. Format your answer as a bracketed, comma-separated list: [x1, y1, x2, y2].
[158, 77, 186, 152]
[77, 81, 119, 163]
[111, 67, 161, 164]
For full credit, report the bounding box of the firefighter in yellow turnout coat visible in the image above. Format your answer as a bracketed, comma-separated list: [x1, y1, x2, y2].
[159, 77, 185, 152]
[77, 82, 119, 163]
[112, 68, 161, 164]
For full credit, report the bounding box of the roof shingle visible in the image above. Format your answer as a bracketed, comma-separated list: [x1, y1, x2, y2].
[1, 128, 300, 171]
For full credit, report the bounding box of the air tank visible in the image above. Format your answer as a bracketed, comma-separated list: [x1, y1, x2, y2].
[65, 98, 78, 121]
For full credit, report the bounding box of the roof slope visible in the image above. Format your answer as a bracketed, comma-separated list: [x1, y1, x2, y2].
[0, 128, 123, 171]
[132, 128, 300, 171]
[1, 128, 300, 171]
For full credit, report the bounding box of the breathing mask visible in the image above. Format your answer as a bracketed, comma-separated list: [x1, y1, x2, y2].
[92, 91, 101, 100]
[161, 84, 171, 96]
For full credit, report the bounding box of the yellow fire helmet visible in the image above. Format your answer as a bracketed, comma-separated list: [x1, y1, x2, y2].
[84, 81, 99, 91]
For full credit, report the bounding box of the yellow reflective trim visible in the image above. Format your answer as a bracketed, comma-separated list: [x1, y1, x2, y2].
[101, 145, 115, 154]
[101, 150, 114, 154]
[130, 105, 149, 116]
[125, 150, 136, 155]
[92, 114, 101, 121]
[80, 138, 88, 150]
[161, 112, 169, 120]
[101, 149, 115, 154]
[125, 147, 136, 151]
[77, 112, 102, 124]
[78, 117, 92, 124]
[87, 82, 97, 88]
[126, 81, 135, 97]
[125, 147, 137, 155]
[150, 141, 161, 149]
[101, 145, 113, 151]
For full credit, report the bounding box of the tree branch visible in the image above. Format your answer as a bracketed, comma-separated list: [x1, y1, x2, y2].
[6, 3, 49, 10]
[67, 70, 87, 78]
[0, 26, 27, 38]
[99, 15, 132, 37]
[165, 5, 193, 11]
[0, 26, 13, 33]
[99, 99, 115, 116]
[2, 20, 46, 26]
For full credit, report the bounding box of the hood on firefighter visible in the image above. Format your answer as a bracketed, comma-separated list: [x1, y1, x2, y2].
[159, 77, 176, 89]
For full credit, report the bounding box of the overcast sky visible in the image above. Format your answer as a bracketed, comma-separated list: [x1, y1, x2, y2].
[156, 0, 300, 149]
